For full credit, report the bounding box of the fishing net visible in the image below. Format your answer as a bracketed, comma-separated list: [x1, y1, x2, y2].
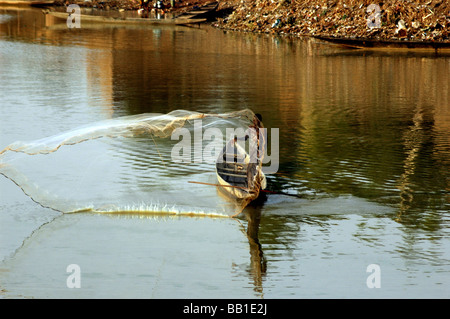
[0, 109, 257, 216]
[0, 109, 255, 156]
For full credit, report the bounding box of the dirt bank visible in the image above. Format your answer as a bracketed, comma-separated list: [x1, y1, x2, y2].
[214, 0, 449, 42]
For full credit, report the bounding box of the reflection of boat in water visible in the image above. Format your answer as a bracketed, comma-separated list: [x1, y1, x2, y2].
[215, 139, 266, 206]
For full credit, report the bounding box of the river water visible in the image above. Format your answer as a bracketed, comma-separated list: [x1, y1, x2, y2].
[0, 7, 449, 298]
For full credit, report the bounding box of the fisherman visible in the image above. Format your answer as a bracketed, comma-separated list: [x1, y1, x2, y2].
[249, 113, 264, 157]
[247, 113, 264, 189]
[232, 113, 265, 190]
[154, 0, 165, 15]
[139, 0, 150, 18]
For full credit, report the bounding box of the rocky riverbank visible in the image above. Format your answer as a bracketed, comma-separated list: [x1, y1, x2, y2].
[214, 0, 449, 42]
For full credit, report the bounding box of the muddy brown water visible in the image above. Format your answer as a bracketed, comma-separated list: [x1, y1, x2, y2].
[0, 8, 449, 298]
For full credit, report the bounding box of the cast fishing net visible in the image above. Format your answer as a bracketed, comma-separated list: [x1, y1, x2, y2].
[0, 109, 257, 216]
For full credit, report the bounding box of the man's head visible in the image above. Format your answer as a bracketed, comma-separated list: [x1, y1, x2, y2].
[254, 113, 263, 127]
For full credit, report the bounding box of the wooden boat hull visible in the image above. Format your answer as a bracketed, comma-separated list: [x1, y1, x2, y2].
[313, 35, 450, 50]
[175, 1, 218, 20]
[0, 0, 54, 6]
[46, 1, 219, 26]
[47, 11, 207, 26]
[215, 140, 266, 201]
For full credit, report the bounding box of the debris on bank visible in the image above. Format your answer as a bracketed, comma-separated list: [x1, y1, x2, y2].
[214, 0, 449, 42]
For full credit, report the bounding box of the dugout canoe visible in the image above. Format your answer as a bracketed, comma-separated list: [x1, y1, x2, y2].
[175, 1, 218, 20]
[313, 35, 450, 50]
[47, 11, 207, 25]
[215, 139, 266, 202]
[0, 0, 54, 6]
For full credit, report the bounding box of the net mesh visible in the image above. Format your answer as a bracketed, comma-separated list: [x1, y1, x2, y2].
[0, 109, 258, 216]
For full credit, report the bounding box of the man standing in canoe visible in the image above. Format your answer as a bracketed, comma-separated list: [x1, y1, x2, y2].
[247, 113, 265, 190]
[232, 113, 265, 190]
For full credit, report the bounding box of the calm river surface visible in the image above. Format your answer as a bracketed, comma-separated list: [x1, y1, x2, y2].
[0, 7, 449, 298]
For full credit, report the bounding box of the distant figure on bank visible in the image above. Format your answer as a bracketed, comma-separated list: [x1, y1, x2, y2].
[139, 0, 150, 18]
[154, 0, 165, 15]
